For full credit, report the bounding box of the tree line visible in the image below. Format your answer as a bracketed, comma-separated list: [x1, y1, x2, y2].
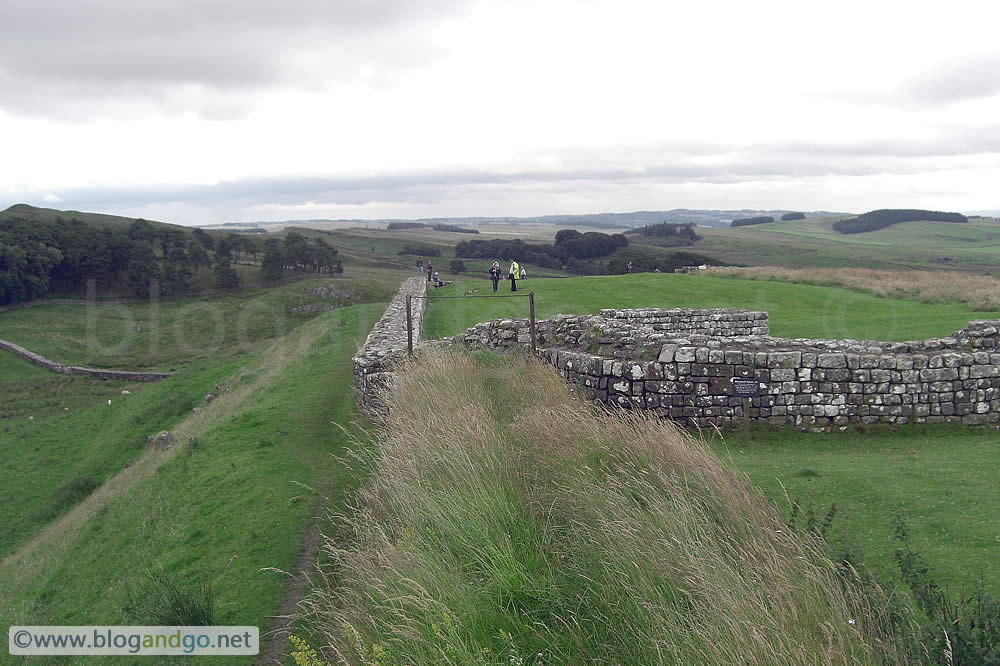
[629, 222, 701, 245]
[832, 209, 968, 234]
[730, 216, 774, 227]
[453, 230, 628, 270]
[0, 216, 340, 306]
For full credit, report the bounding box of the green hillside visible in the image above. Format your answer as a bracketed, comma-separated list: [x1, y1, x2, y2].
[689, 216, 1000, 271]
[0, 203, 182, 233]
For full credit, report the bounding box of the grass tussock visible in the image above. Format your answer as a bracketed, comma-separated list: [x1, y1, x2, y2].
[709, 266, 1000, 312]
[301, 350, 904, 665]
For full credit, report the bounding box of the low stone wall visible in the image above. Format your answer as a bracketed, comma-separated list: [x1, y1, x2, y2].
[0, 338, 172, 382]
[352, 277, 427, 423]
[458, 314, 1000, 430]
[599, 307, 769, 336]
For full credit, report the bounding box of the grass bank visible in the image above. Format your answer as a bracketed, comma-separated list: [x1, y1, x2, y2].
[299, 351, 902, 665]
[422, 273, 1000, 341]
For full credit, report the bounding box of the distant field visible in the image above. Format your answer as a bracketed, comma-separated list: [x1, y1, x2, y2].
[690, 216, 1000, 272]
[422, 273, 1000, 341]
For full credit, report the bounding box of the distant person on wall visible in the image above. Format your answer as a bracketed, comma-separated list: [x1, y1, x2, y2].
[508, 257, 520, 292]
[426, 261, 433, 282]
[417, 257, 424, 276]
[489, 261, 501, 292]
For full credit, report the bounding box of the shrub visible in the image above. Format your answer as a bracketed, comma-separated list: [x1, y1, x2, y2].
[448, 259, 466, 273]
[123, 567, 215, 626]
[781, 212, 806, 221]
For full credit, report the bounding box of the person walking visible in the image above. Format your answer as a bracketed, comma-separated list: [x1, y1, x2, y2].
[417, 257, 424, 276]
[426, 260, 433, 282]
[508, 257, 519, 292]
[489, 261, 501, 292]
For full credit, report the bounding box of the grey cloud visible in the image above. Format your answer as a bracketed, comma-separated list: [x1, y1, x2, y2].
[902, 54, 1000, 104]
[0, 0, 463, 118]
[7, 128, 1000, 216]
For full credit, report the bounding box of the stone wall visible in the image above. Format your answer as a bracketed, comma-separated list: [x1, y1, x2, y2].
[599, 307, 769, 336]
[458, 313, 1000, 430]
[0, 338, 172, 382]
[352, 277, 427, 423]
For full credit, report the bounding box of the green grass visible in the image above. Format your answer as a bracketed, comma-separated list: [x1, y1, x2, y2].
[0, 352, 143, 420]
[422, 273, 1000, 341]
[0, 302, 386, 664]
[0, 277, 395, 370]
[715, 424, 1000, 598]
[0, 355, 242, 559]
[692, 216, 1000, 272]
[301, 351, 899, 665]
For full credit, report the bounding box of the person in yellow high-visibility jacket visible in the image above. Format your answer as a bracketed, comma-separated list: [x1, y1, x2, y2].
[508, 258, 519, 292]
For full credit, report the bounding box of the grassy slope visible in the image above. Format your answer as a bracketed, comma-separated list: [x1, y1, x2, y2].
[0, 355, 240, 559]
[714, 425, 1000, 596]
[423, 273, 1000, 341]
[691, 216, 1000, 272]
[0, 203, 183, 233]
[0, 303, 384, 664]
[0, 277, 394, 370]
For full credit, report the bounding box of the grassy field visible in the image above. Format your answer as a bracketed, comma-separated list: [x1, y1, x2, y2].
[0, 277, 395, 370]
[688, 216, 1000, 272]
[0, 303, 386, 664]
[422, 273, 1000, 341]
[714, 424, 1000, 597]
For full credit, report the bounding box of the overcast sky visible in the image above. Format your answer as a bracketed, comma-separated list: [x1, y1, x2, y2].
[2, 0, 999, 225]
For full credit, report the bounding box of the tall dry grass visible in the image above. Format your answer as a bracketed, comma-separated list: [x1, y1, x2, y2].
[708, 266, 1000, 311]
[300, 350, 909, 665]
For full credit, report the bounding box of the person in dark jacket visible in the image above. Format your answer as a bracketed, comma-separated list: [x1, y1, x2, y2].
[417, 257, 424, 276]
[426, 261, 433, 282]
[489, 261, 501, 292]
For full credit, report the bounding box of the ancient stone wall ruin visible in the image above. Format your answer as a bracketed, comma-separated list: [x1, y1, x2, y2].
[352, 277, 427, 423]
[0, 338, 172, 382]
[351, 279, 1000, 430]
[459, 314, 1000, 429]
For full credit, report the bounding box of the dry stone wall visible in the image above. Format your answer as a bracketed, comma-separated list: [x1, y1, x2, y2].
[0, 338, 172, 382]
[458, 312, 1000, 430]
[352, 277, 427, 423]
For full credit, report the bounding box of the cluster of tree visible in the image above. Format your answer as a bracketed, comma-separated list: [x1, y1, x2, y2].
[730, 216, 775, 227]
[605, 249, 726, 275]
[386, 221, 478, 234]
[628, 222, 701, 245]
[431, 223, 478, 234]
[454, 230, 627, 271]
[260, 232, 341, 282]
[780, 212, 806, 221]
[0, 216, 246, 304]
[832, 209, 968, 234]
[397, 244, 441, 257]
